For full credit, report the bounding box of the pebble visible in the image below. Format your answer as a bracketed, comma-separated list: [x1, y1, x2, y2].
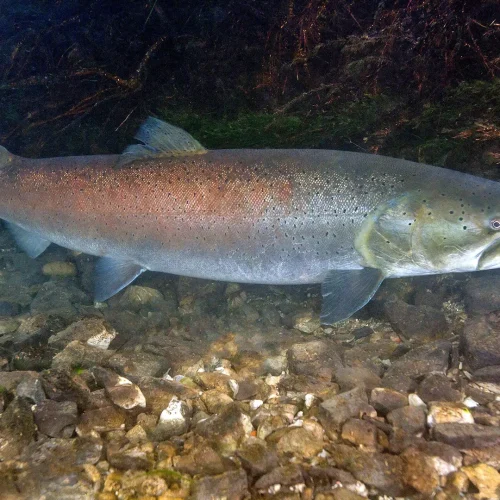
[318, 387, 376, 435]
[191, 469, 249, 500]
[254, 464, 304, 493]
[51, 340, 115, 371]
[292, 311, 321, 333]
[370, 387, 408, 415]
[201, 389, 234, 413]
[0, 318, 20, 335]
[16, 376, 46, 404]
[462, 463, 500, 499]
[42, 261, 77, 277]
[329, 444, 407, 496]
[272, 423, 324, 458]
[0, 397, 36, 460]
[287, 340, 343, 379]
[117, 285, 165, 312]
[433, 423, 500, 449]
[461, 314, 500, 370]
[48, 317, 117, 350]
[417, 373, 461, 403]
[154, 396, 191, 439]
[76, 406, 126, 436]
[464, 274, 500, 315]
[427, 402, 474, 426]
[384, 297, 449, 341]
[92, 367, 146, 410]
[106, 441, 155, 470]
[34, 399, 78, 437]
[341, 418, 383, 450]
[387, 405, 426, 435]
[236, 437, 279, 478]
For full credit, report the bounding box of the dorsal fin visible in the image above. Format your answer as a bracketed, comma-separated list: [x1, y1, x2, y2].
[119, 117, 207, 166]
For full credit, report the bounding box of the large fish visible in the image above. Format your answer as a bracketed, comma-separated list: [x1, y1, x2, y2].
[1, 117, 500, 323]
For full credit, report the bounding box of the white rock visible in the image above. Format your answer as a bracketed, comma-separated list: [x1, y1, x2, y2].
[408, 393, 427, 407]
[250, 399, 263, 410]
[427, 402, 474, 427]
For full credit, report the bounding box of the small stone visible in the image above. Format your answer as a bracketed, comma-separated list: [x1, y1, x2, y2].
[384, 340, 451, 380]
[370, 387, 408, 415]
[387, 406, 426, 435]
[292, 312, 321, 333]
[401, 447, 441, 495]
[201, 389, 234, 414]
[417, 373, 461, 403]
[329, 444, 407, 496]
[0, 397, 36, 460]
[154, 396, 191, 439]
[51, 340, 115, 371]
[42, 261, 77, 277]
[0, 301, 20, 317]
[34, 399, 78, 437]
[287, 340, 343, 379]
[236, 437, 279, 478]
[118, 285, 165, 312]
[341, 418, 380, 450]
[125, 425, 148, 444]
[254, 464, 304, 492]
[0, 371, 40, 392]
[196, 403, 253, 455]
[334, 366, 382, 393]
[106, 441, 155, 470]
[272, 424, 324, 458]
[384, 298, 449, 341]
[173, 437, 227, 475]
[433, 423, 500, 449]
[262, 353, 287, 375]
[257, 415, 288, 440]
[76, 406, 125, 436]
[16, 376, 46, 404]
[0, 318, 20, 335]
[92, 367, 146, 410]
[191, 469, 249, 500]
[107, 351, 171, 378]
[318, 387, 376, 435]
[464, 274, 500, 315]
[196, 371, 235, 396]
[462, 463, 500, 499]
[41, 369, 91, 410]
[461, 314, 500, 370]
[48, 318, 117, 350]
[427, 402, 474, 426]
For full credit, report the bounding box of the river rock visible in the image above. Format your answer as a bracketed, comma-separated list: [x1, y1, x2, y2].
[461, 313, 500, 370]
[287, 340, 343, 379]
[0, 397, 36, 460]
[254, 464, 304, 493]
[318, 386, 376, 435]
[432, 423, 500, 449]
[92, 367, 146, 410]
[417, 373, 461, 403]
[387, 406, 426, 435]
[42, 261, 77, 277]
[341, 418, 382, 450]
[329, 444, 407, 496]
[76, 405, 126, 436]
[384, 297, 449, 341]
[196, 403, 253, 455]
[236, 437, 279, 478]
[106, 351, 171, 378]
[51, 340, 115, 371]
[34, 399, 78, 437]
[462, 463, 500, 499]
[16, 376, 46, 404]
[427, 402, 474, 426]
[334, 366, 382, 393]
[48, 317, 117, 350]
[271, 422, 324, 458]
[191, 469, 249, 500]
[173, 437, 228, 475]
[106, 440, 155, 470]
[464, 274, 500, 315]
[370, 387, 408, 415]
[41, 369, 91, 410]
[153, 396, 191, 439]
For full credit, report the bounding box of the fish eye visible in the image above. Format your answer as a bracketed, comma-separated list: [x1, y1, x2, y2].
[490, 218, 500, 230]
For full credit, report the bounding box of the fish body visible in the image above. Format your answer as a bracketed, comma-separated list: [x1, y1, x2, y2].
[1, 118, 500, 323]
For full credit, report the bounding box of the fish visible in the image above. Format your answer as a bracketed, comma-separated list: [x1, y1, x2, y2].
[1, 117, 500, 324]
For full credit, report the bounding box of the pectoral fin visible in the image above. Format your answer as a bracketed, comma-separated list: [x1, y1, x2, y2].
[5, 222, 51, 258]
[320, 268, 384, 324]
[94, 257, 145, 302]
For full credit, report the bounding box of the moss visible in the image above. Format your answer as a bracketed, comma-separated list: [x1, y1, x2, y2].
[147, 468, 188, 486]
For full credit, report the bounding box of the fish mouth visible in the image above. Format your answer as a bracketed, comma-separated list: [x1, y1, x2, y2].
[478, 238, 500, 270]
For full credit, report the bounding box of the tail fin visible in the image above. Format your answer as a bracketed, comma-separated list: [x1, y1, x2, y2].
[0, 146, 12, 168]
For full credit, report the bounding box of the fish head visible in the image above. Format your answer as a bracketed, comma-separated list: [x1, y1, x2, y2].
[356, 180, 500, 276]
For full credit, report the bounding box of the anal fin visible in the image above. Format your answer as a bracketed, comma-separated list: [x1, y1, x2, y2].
[94, 257, 145, 302]
[320, 268, 384, 325]
[5, 221, 51, 258]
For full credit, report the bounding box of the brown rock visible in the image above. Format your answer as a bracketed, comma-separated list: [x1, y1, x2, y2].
[461, 314, 500, 370]
[462, 463, 500, 499]
[191, 469, 249, 500]
[272, 425, 324, 458]
[329, 444, 407, 496]
[417, 373, 461, 403]
[433, 423, 500, 449]
[76, 406, 126, 436]
[401, 447, 441, 495]
[287, 340, 343, 379]
[236, 437, 279, 478]
[341, 418, 381, 450]
[318, 387, 376, 435]
[387, 406, 426, 435]
[370, 387, 408, 415]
